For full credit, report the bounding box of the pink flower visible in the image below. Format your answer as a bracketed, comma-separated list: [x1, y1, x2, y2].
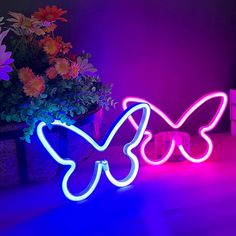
[23, 75, 45, 97]
[70, 62, 79, 79]
[61, 72, 71, 80]
[46, 66, 57, 79]
[0, 44, 14, 81]
[55, 58, 70, 76]
[40, 35, 61, 56]
[18, 67, 35, 83]
[33, 6, 67, 23]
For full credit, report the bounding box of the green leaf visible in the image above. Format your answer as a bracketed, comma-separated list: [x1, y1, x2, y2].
[27, 109, 34, 115]
[40, 93, 48, 99]
[6, 115, 11, 122]
[3, 81, 12, 88]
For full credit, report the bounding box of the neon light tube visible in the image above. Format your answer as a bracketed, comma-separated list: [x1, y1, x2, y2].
[122, 91, 228, 165]
[37, 103, 150, 201]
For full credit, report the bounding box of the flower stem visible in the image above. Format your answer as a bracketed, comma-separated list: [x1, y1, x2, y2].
[12, 36, 24, 56]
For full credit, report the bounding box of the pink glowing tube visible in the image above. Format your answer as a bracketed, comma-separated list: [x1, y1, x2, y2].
[122, 92, 228, 165]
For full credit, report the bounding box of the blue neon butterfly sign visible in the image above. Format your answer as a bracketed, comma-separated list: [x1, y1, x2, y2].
[37, 103, 150, 201]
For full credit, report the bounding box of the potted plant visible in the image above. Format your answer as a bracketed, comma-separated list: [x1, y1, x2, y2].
[0, 6, 114, 186]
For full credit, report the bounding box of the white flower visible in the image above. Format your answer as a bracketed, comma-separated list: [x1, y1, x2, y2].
[0, 29, 10, 45]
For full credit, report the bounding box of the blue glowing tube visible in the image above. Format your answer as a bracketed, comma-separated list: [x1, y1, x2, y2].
[37, 103, 150, 201]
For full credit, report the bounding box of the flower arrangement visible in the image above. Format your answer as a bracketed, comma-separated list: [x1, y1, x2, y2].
[0, 6, 114, 142]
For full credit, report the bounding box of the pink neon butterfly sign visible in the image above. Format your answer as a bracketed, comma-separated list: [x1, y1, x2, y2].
[122, 91, 228, 165]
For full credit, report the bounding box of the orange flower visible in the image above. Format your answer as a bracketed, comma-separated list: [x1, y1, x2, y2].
[33, 6, 67, 22]
[23, 76, 45, 97]
[46, 67, 57, 79]
[68, 53, 77, 62]
[70, 62, 80, 79]
[43, 22, 57, 33]
[54, 36, 72, 55]
[8, 12, 45, 36]
[55, 58, 70, 76]
[62, 73, 71, 80]
[18, 67, 35, 83]
[40, 36, 60, 56]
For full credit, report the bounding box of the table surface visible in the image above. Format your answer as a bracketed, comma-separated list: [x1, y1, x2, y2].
[0, 133, 236, 236]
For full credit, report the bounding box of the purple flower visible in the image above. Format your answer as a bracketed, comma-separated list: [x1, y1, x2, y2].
[0, 44, 14, 81]
[77, 57, 97, 76]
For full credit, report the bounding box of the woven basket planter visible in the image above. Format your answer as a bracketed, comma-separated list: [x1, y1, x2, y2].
[0, 123, 61, 187]
[0, 108, 102, 187]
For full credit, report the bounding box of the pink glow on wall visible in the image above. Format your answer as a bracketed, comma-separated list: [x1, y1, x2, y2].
[62, 0, 235, 139]
[122, 91, 228, 165]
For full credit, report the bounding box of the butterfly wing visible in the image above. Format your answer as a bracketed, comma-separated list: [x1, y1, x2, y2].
[37, 103, 150, 201]
[101, 103, 150, 187]
[37, 121, 104, 201]
[175, 91, 228, 163]
[123, 97, 176, 165]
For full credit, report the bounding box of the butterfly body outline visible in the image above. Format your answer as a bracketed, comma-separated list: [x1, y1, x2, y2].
[122, 91, 228, 165]
[37, 103, 150, 201]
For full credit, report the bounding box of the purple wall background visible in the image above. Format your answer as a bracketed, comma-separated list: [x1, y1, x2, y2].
[1, 0, 236, 139]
